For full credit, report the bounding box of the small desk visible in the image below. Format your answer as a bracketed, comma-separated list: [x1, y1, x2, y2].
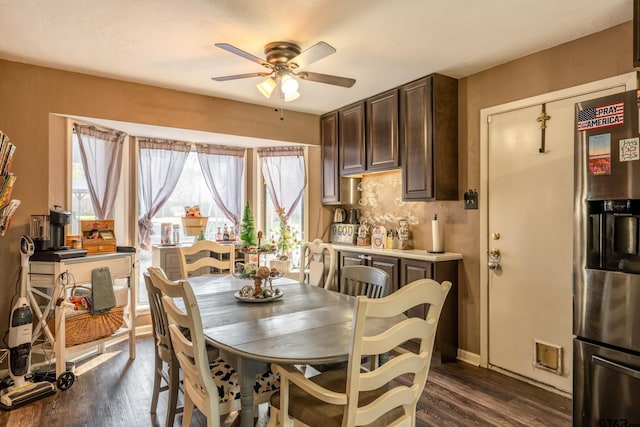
[28, 252, 138, 378]
[188, 275, 403, 427]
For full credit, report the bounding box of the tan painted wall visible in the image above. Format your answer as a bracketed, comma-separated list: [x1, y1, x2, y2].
[0, 20, 633, 361]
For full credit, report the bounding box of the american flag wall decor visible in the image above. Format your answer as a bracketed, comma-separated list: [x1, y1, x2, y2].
[577, 101, 624, 132]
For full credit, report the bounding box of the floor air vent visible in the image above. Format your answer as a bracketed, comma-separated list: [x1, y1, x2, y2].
[533, 340, 563, 375]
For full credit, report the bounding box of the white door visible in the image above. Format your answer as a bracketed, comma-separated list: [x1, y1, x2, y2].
[487, 87, 621, 392]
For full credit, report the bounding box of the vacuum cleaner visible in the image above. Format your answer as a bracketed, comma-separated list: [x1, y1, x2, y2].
[0, 235, 56, 410]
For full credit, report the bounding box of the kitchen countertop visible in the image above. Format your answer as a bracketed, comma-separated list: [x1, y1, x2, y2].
[331, 243, 463, 262]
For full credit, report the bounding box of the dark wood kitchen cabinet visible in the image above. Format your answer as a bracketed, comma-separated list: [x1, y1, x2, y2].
[321, 111, 341, 205]
[339, 90, 399, 176]
[338, 250, 399, 293]
[366, 89, 400, 172]
[400, 73, 458, 201]
[400, 258, 458, 362]
[339, 101, 366, 176]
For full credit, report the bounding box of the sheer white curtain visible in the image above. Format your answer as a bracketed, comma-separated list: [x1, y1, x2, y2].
[74, 123, 126, 219]
[137, 138, 190, 250]
[257, 146, 306, 220]
[196, 144, 245, 232]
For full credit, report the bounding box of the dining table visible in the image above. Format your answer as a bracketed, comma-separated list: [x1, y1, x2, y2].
[186, 274, 404, 427]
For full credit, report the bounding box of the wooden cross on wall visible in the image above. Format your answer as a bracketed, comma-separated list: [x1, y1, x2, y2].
[536, 103, 551, 153]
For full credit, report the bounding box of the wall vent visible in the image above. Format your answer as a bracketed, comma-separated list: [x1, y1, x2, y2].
[533, 340, 563, 375]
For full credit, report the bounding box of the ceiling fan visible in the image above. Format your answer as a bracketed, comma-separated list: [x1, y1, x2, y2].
[212, 41, 356, 102]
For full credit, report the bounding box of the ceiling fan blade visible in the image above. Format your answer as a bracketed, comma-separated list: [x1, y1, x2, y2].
[287, 41, 336, 69]
[297, 71, 356, 88]
[211, 72, 271, 82]
[215, 43, 271, 68]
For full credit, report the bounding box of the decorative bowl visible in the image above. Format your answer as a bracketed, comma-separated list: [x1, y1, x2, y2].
[234, 283, 283, 303]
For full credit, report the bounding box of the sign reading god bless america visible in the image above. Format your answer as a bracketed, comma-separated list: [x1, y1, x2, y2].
[577, 101, 624, 132]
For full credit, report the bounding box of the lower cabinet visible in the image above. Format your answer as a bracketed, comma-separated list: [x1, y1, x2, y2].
[400, 258, 458, 363]
[338, 250, 458, 362]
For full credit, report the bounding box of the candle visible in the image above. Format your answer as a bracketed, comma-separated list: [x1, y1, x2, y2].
[257, 231, 262, 267]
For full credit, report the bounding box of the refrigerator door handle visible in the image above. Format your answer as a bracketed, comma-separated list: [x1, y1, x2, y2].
[592, 354, 640, 379]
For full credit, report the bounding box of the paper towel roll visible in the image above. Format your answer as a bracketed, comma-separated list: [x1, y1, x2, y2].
[432, 217, 444, 253]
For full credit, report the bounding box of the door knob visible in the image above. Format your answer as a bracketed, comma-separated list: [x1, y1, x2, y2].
[488, 248, 501, 271]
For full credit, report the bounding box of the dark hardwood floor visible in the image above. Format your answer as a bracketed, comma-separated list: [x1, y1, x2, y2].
[0, 335, 572, 427]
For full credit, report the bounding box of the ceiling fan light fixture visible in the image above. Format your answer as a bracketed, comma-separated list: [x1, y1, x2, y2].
[283, 91, 301, 102]
[280, 74, 299, 95]
[257, 77, 276, 98]
[215, 40, 354, 105]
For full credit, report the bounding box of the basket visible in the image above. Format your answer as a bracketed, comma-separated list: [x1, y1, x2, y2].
[181, 216, 208, 236]
[47, 306, 125, 347]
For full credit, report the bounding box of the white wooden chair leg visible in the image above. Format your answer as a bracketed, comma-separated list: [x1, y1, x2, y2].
[266, 407, 279, 427]
[150, 353, 162, 414]
[182, 394, 194, 427]
[279, 378, 295, 427]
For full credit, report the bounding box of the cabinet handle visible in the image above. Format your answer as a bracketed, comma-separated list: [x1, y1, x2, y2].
[358, 254, 372, 261]
[592, 355, 640, 379]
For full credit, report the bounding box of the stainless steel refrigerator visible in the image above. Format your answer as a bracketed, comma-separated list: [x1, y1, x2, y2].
[574, 90, 640, 426]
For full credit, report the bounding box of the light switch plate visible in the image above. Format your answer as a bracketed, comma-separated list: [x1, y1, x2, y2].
[464, 189, 478, 210]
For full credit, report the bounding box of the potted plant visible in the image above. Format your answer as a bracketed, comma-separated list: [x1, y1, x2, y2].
[270, 208, 298, 273]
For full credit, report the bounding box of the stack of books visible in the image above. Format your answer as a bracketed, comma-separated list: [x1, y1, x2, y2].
[0, 131, 19, 236]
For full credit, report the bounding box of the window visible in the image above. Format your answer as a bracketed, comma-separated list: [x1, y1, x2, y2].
[69, 124, 307, 306]
[70, 132, 96, 235]
[258, 146, 307, 270]
[137, 148, 245, 303]
[70, 124, 130, 244]
[144, 150, 232, 246]
[264, 186, 304, 269]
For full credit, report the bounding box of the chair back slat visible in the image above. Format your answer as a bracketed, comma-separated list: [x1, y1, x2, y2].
[361, 317, 432, 356]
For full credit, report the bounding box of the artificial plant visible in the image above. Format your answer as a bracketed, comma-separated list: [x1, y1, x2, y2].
[240, 201, 257, 247]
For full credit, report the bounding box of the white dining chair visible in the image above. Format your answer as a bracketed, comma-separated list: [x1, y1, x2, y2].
[147, 267, 279, 427]
[267, 278, 452, 427]
[298, 239, 336, 290]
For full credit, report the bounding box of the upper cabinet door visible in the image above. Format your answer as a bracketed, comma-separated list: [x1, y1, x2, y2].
[400, 74, 458, 201]
[321, 111, 340, 205]
[366, 89, 399, 172]
[339, 102, 366, 176]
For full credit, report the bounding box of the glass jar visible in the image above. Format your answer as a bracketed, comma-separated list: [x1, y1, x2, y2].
[172, 224, 180, 245]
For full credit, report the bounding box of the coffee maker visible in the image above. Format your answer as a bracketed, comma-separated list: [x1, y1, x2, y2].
[30, 206, 87, 260]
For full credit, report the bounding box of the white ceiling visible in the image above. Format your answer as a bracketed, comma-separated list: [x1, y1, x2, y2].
[0, 0, 633, 140]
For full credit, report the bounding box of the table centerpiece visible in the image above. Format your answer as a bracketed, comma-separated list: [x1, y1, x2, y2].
[234, 231, 283, 300]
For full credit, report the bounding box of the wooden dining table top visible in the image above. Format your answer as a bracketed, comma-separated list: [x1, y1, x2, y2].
[187, 274, 401, 365]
